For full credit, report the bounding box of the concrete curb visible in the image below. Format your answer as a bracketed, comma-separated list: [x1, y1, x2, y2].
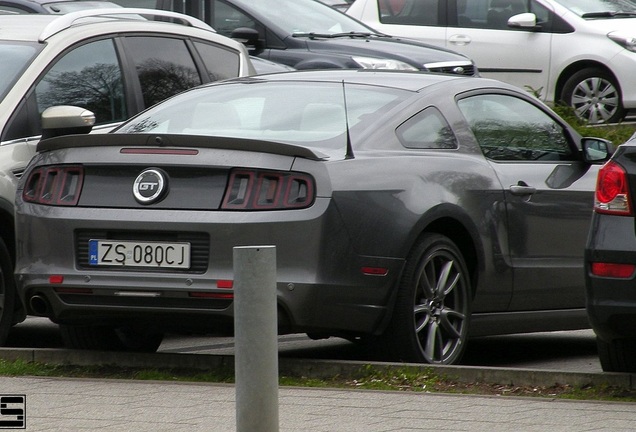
[0, 347, 633, 390]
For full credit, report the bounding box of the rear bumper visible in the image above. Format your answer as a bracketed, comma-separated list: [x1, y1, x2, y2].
[15, 199, 404, 337]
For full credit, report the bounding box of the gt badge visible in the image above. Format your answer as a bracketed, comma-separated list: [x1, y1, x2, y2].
[133, 168, 167, 204]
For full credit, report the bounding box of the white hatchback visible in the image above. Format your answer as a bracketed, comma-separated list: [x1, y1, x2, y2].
[348, 0, 636, 124]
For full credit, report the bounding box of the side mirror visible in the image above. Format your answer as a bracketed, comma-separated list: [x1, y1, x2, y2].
[41, 105, 95, 140]
[508, 13, 538, 29]
[231, 27, 260, 49]
[582, 137, 615, 164]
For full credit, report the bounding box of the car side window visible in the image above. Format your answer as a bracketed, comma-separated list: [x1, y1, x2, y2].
[396, 107, 458, 149]
[457, 94, 575, 161]
[213, 0, 257, 37]
[35, 38, 126, 126]
[378, 0, 440, 26]
[0, 5, 30, 13]
[124, 36, 202, 109]
[193, 41, 240, 82]
[455, 0, 550, 29]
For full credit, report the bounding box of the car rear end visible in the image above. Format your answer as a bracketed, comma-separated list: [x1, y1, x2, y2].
[14, 134, 402, 336]
[585, 138, 636, 370]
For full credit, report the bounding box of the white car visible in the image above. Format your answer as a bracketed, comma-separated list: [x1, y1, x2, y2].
[348, 0, 636, 124]
[0, 8, 254, 343]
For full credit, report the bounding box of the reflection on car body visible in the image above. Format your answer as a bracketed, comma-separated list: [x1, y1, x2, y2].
[15, 70, 612, 364]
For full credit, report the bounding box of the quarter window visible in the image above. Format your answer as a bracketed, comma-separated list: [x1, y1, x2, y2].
[457, 94, 574, 161]
[193, 41, 240, 81]
[397, 107, 457, 149]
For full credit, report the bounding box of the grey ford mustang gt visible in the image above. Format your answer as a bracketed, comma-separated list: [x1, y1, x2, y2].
[14, 69, 613, 364]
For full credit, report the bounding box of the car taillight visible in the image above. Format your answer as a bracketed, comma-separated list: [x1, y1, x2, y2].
[594, 161, 632, 215]
[221, 169, 315, 210]
[591, 262, 636, 279]
[22, 165, 84, 206]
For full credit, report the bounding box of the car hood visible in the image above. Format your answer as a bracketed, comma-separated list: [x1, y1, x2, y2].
[579, 16, 636, 33]
[301, 35, 473, 66]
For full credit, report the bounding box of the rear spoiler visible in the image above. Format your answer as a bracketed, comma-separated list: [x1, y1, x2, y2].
[36, 133, 330, 161]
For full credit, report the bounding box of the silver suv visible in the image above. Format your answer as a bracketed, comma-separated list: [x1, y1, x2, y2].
[0, 9, 254, 343]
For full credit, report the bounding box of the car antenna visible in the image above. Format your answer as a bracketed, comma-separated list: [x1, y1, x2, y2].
[342, 80, 354, 159]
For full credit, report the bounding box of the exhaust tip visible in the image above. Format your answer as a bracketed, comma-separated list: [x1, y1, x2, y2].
[29, 295, 51, 317]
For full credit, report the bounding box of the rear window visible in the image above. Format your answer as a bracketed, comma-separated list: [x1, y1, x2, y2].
[117, 79, 409, 157]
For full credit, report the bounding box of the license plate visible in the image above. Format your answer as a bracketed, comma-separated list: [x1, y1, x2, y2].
[88, 240, 191, 269]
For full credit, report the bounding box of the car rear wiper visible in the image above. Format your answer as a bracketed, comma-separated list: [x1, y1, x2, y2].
[292, 31, 382, 39]
[581, 11, 636, 18]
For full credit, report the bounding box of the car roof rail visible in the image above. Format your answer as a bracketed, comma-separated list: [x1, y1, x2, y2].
[39, 8, 213, 42]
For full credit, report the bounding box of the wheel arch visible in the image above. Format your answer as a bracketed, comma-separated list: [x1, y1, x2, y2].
[555, 60, 620, 104]
[407, 205, 484, 301]
[0, 197, 15, 266]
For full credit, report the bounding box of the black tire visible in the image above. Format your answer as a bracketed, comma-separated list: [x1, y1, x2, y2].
[0, 237, 15, 346]
[382, 233, 471, 364]
[60, 324, 163, 353]
[560, 67, 625, 124]
[596, 337, 636, 372]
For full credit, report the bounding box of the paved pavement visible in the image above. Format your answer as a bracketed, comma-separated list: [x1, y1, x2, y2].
[1, 375, 635, 431]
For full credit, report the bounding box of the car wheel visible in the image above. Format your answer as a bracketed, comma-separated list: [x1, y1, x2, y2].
[384, 233, 471, 364]
[561, 68, 624, 124]
[596, 337, 636, 372]
[60, 324, 163, 352]
[0, 237, 15, 346]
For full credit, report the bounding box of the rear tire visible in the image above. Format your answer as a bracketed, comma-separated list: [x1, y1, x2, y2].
[381, 233, 471, 364]
[60, 324, 163, 353]
[596, 337, 636, 372]
[0, 237, 15, 346]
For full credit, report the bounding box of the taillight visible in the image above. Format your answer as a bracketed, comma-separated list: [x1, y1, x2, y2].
[594, 161, 632, 215]
[221, 169, 315, 210]
[591, 262, 636, 279]
[23, 165, 84, 206]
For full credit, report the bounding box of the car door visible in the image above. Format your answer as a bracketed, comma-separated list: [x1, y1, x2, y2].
[448, 0, 554, 98]
[457, 92, 600, 311]
[356, 0, 554, 100]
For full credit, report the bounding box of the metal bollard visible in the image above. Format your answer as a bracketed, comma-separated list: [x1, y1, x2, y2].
[233, 246, 279, 432]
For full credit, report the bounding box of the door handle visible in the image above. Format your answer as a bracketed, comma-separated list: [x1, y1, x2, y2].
[448, 34, 471, 46]
[509, 183, 536, 195]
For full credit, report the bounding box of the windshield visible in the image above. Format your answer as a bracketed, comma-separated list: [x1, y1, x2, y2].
[555, 0, 636, 17]
[116, 79, 408, 158]
[231, 0, 375, 36]
[0, 42, 41, 103]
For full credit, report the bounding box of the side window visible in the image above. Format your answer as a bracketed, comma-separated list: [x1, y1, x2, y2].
[214, 0, 257, 37]
[35, 39, 126, 126]
[484, 0, 528, 29]
[193, 41, 240, 81]
[124, 36, 202, 109]
[396, 107, 458, 149]
[0, 5, 31, 13]
[378, 0, 440, 26]
[457, 94, 574, 161]
[457, 0, 529, 29]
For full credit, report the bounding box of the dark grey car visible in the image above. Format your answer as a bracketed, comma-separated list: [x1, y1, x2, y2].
[15, 70, 612, 364]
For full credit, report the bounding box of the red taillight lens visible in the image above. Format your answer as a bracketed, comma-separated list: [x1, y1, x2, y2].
[591, 262, 636, 279]
[221, 169, 315, 210]
[594, 161, 632, 215]
[23, 165, 84, 206]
